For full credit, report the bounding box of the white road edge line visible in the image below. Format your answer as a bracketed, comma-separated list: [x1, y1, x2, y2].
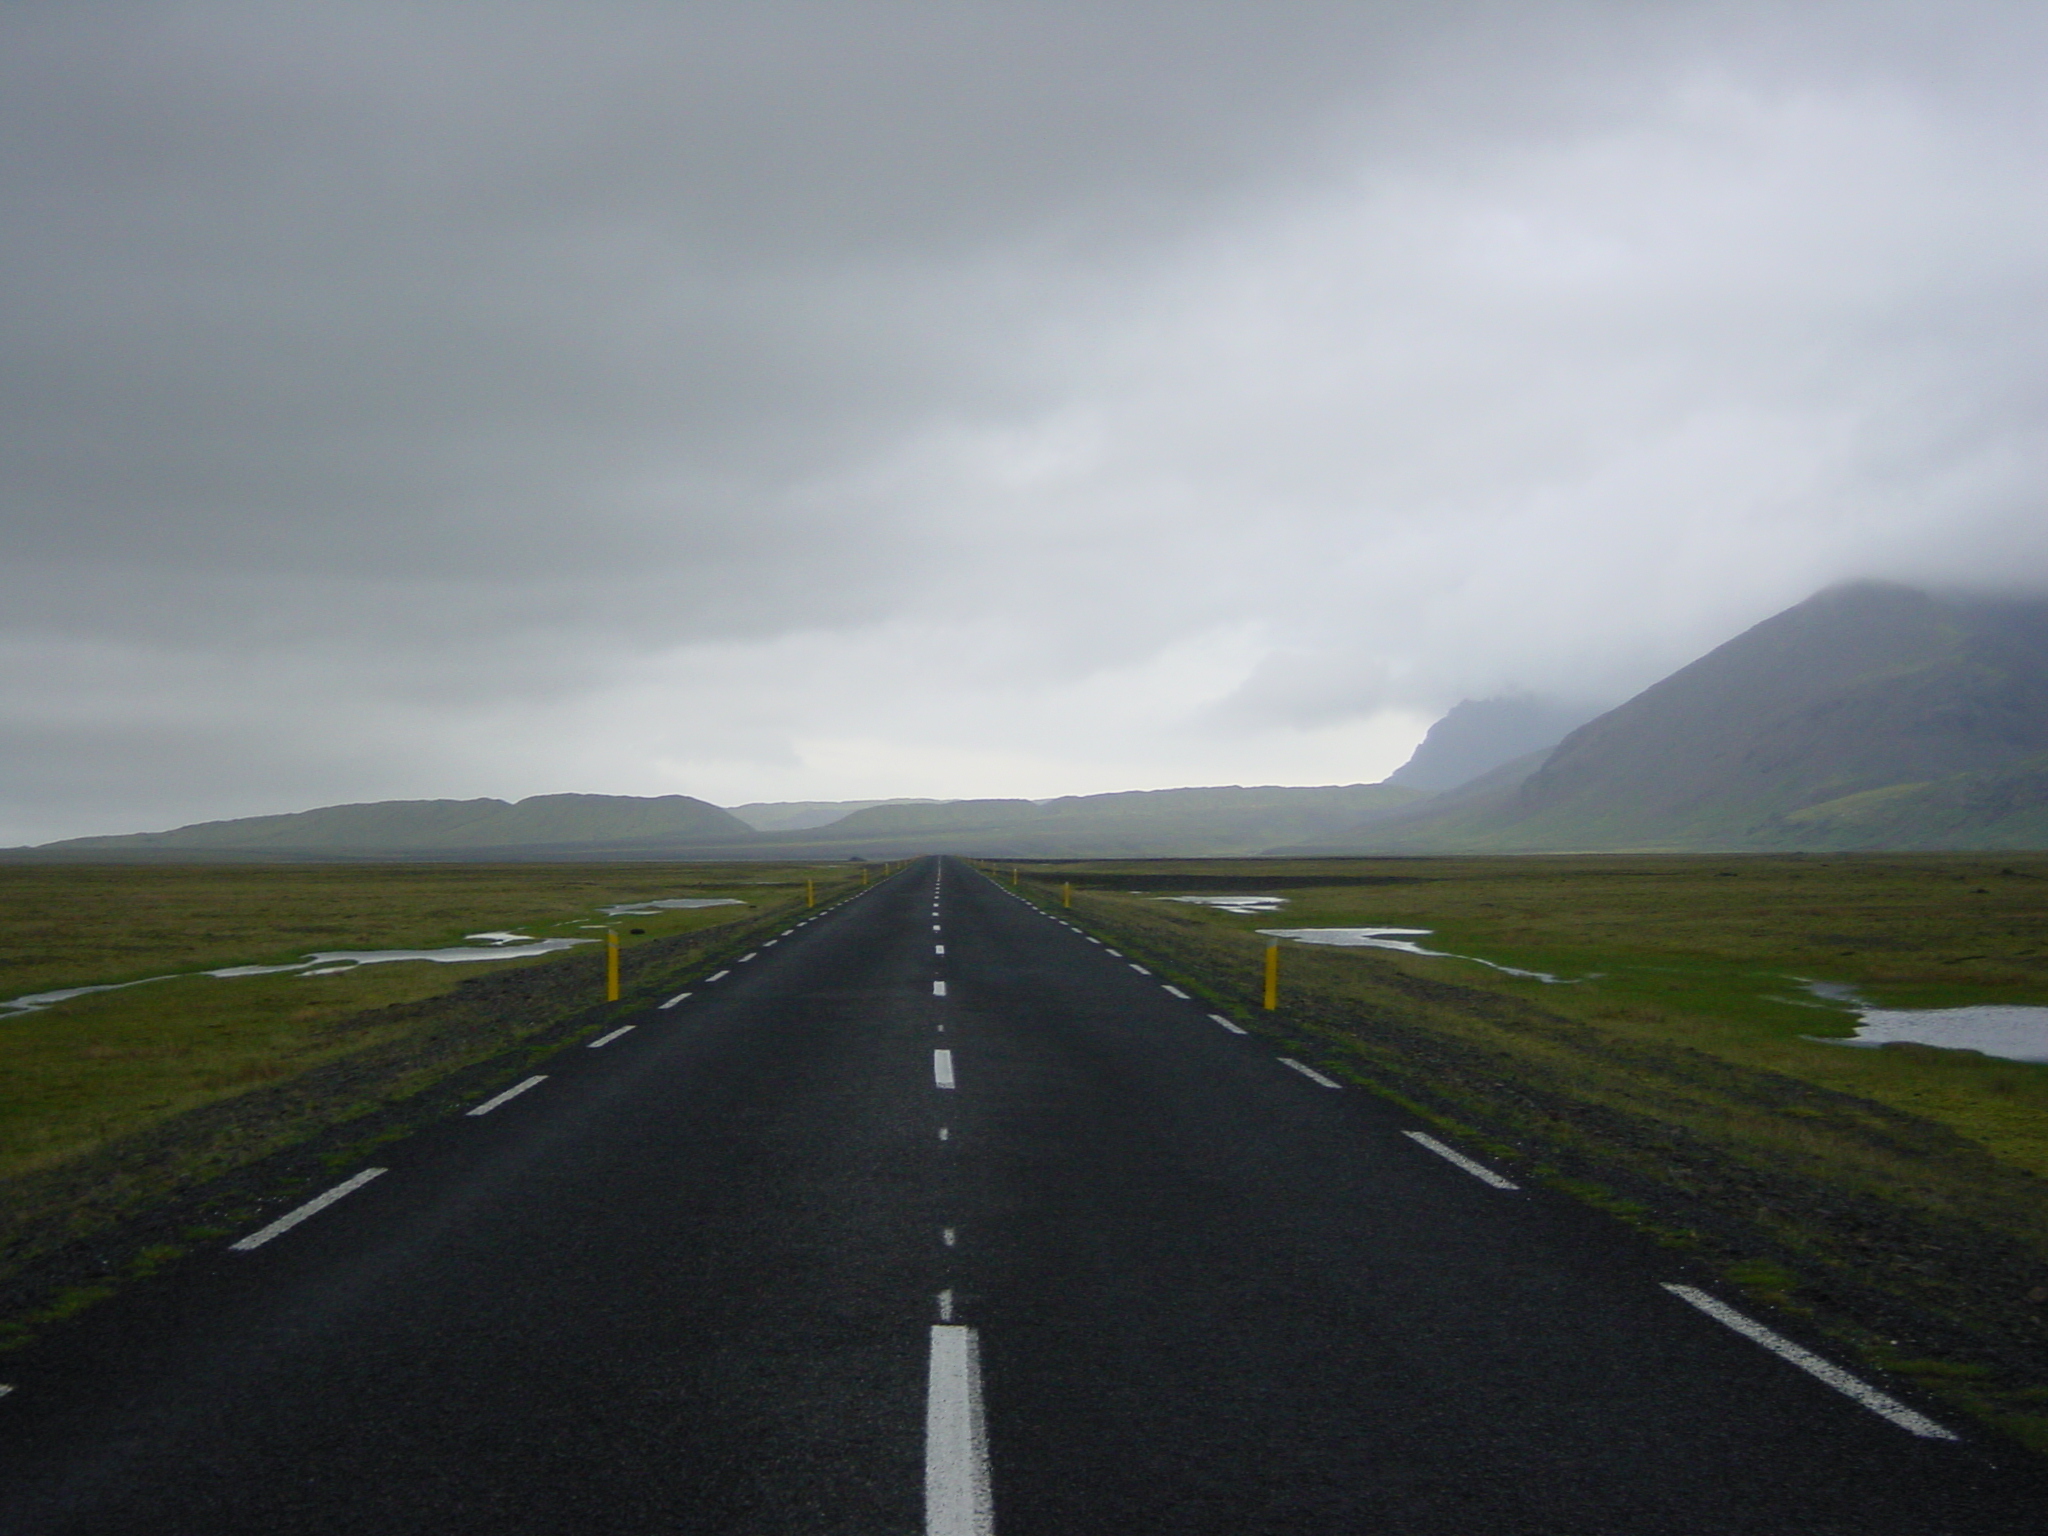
[588, 1025, 635, 1048]
[468, 1075, 547, 1115]
[658, 991, 692, 1009]
[0, 1384, 12, 1399]
[1278, 1057, 1341, 1089]
[933, 1049, 956, 1089]
[1129, 963, 1151, 975]
[230, 1168, 387, 1251]
[1661, 1285, 1957, 1438]
[705, 969, 730, 982]
[933, 980, 948, 997]
[1209, 1013, 1247, 1034]
[926, 1324, 995, 1536]
[1402, 1130, 1518, 1189]
[1162, 985, 1189, 999]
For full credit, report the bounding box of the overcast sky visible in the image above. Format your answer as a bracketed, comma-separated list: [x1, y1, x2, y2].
[4, 1, 2046, 841]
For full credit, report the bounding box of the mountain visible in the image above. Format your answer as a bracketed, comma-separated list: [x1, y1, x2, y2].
[1384, 696, 1603, 792]
[1295, 582, 2048, 853]
[25, 793, 754, 858]
[12, 784, 1425, 861]
[742, 783, 1425, 857]
[725, 798, 948, 832]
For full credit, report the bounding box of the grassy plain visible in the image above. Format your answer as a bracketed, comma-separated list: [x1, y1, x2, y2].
[0, 862, 853, 1183]
[1000, 852, 2048, 1449]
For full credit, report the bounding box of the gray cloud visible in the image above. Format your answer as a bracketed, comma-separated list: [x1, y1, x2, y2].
[5, 2, 2048, 840]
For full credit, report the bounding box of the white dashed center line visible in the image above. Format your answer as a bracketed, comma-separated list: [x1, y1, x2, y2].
[587, 1025, 635, 1049]
[468, 1076, 547, 1115]
[1661, 1285, 1956, 1439]
[1403, 1130, 1518, 1189]
[933, 980, 948, 997]
[933, 1049, 956, 1089]
[230, 1168, 387, 1252]
[935, 944, 946, 955]
[1278, 1057, 1341, 1088]
[926, 1323, 994, 1536]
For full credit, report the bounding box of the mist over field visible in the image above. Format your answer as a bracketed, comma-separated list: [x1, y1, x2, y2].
[5, 2, 2048, 842]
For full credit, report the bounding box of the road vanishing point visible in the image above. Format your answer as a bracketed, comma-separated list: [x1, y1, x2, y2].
[1, 856, 2042, 1533]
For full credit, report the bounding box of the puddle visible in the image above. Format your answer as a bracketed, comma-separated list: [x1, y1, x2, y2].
[1160, 894, 1290, 915]
[1795, 981, 2048, 1063]
[600, 898, 746, 915]
[1257, 927, 1583, 984]
[1824, 1006, 2048, 1063]
[289, 940, 592, 968]
[2, 893, 755, 1017]
[0, 976, 180, 1016]
[0, 937, 595, 1017]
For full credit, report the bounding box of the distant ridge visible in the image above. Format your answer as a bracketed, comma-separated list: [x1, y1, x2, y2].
[24, 581, 2046, 861]
[1384, 696, 1602, 792]
[7, 783, 1425, 861]
[734, 784, 1425, 857]
[23, 793, 753, 859]
[726, 798, 946, 832]
[1294, 582, 2048, 853]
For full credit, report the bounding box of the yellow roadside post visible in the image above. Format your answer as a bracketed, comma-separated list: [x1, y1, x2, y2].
[1263, 941, 1280, 1010]
[606, 929, 621, 1002]
[1010, 867, 1018, 885]
[1062, 882, 1072, 908]
[861, 866, 869, 886]
[806, 877, 815, 907]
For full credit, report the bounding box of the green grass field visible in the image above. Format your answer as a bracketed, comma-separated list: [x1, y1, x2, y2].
[0, 862, 859, 1183]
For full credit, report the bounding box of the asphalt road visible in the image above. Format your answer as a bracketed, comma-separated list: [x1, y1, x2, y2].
[1, 855, 2042, 1533]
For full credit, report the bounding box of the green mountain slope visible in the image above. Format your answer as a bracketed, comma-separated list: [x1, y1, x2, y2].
[1300, 582, 2048, 853]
